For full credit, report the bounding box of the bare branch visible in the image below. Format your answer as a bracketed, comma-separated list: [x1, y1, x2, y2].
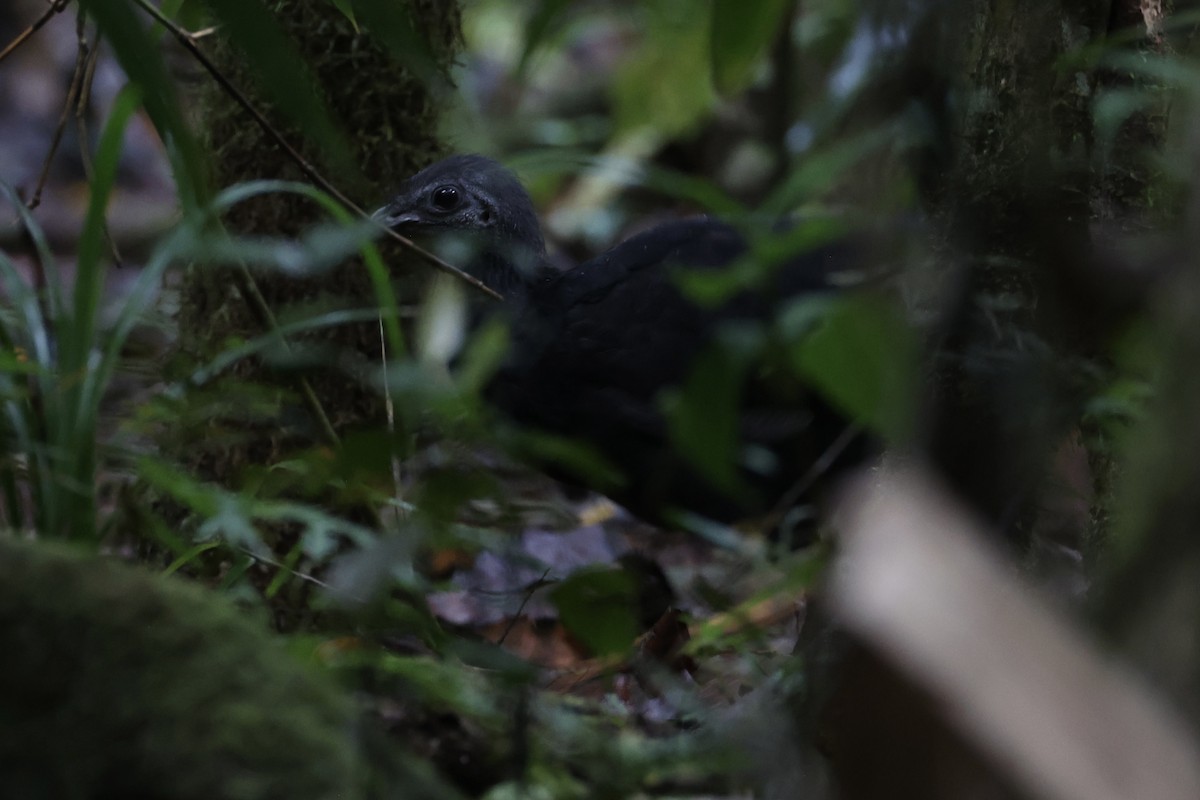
[28, 10, 88, 212]
[0, 0, 68, 66]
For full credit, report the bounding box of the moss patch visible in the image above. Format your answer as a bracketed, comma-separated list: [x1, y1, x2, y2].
[0, 537, 363, 799]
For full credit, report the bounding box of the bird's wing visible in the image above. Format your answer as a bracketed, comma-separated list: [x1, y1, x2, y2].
[493, 216, 862, 437]
[556, 217, 747, 305]
[546, 218, 744, 396]
[485, 215, 873, 523]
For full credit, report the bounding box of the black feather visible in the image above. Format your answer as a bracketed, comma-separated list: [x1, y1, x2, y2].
[377, 156, 871, 529]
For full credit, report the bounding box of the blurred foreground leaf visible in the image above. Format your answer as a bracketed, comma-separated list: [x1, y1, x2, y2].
[550, 566, 639, 657]
[788, 294, 916, 442]
[711, 0, 791, 94]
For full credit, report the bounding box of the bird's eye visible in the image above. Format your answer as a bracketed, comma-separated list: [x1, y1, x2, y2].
[431, 185, 460, 211]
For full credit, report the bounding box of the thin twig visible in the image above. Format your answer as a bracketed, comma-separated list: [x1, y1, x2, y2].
[28, 11, 88, 211]
[77, 28, 101, 117]
[74, 13, 99, 178]
[128, 0, 502, 301]
[0, 0, 68, 65]
[231, 262, 341, 449]
[761, 422, 864, 534]
[237, 545, 338, 592]
[497, 568, 553, 646]
[379, 317, 407, 521]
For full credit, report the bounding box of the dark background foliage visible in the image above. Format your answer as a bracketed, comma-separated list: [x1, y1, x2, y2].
[1, 0, 1198, 797]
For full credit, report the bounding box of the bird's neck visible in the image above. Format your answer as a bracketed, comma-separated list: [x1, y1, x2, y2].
[472, 242, 551, 306]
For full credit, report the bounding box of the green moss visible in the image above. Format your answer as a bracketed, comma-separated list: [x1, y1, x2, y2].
[175, 0, 463, 485]
[0, 537, 363, 799]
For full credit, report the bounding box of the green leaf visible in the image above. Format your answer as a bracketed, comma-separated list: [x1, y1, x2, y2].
[70, 87, 141, 377]
[663, 347, 747, 495]
[674, 218, 849, 308]
[198, 178, 407, 363]
[1093, 88, 1156, 159]
[789, 294, 916, 442]
[352, 0, 444, 89]
[80, 0, 207, 211]
[454, 318, 510, 395]
[189, 308, 385, 385]
[613, 2, 716, 138]
[711, 0, 791, 93]
[417, 273, 468, 366]
[518, 0, 573, 74]
[764, 124, 897, 212]
[343, 652, 509, 723]
[162, 541, 222, 576]
[0, 350, 40, 376]
[505, 427, 626, 491]
[328, 0, 358, 31]
[175, 221, 378, 276]
[549, 567, 639, 657]
[200, 0, 357, 177]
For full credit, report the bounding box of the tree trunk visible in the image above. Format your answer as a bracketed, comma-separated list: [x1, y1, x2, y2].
[811, 2, 1183, 796]
[172, 0, 462, 486]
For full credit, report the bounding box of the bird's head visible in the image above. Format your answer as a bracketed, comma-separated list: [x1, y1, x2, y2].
[373, 155, 546, 294]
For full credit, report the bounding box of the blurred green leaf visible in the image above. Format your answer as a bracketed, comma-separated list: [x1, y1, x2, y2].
[0, 351, 39, 375]
[264, 543, 304, 598]
[189, 308, 384, 386]
[176, 221, 378, 276]
[199, 179, 407, 363]
[140, 457, 377, 561]
[711, 0, 791, 94]
[672, 254, 763, 307]
[789, 294, 916, 441]
[671, 511, 760, 555]
[339, 652, 509, 725]
[414, 466, 500, 524]
[518, 0, 573, 74]
[674, 217, 848, 308]
[613, 2, 716, 138]
[158, 0, 209, 30]
[200, 0, 357, 176]
[0, 90, 141, 541]
[454, 318, 510, 395]
[1102, 50, 1200, 92]
[200, 494, 269, 555]
[417, 273, 468, 366]
[663, 348, 747, 495]
[505, 427, 626, 491]
[162, 541, 223, 576]
[1094, 88, 1157, 159]
[70, 86, 139, 369]
[510, 150, 744, 217]
[82, 0, 207, 211]
[326, 534, 423, 606]
[139, 457, 222, 518]
[378, 361, 463, 420]
[549, 566, 639, 657]
[328, 0, 359, 31]
[764, 124, 896, 212]
[352, 0, 445, 89]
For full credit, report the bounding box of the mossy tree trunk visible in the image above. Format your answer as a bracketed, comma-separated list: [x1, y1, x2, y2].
[920, 0, 1167, 544]
[814, 3, 1180, 796]
[173, 0, 462, 486]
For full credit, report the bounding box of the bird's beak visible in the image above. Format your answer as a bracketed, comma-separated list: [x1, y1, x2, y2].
[370, 204, 420, 229]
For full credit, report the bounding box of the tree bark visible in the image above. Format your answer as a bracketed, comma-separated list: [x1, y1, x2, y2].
[172, 0, 462, 486]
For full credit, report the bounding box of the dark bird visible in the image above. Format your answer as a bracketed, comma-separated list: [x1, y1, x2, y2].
[374, 154, 872, 533]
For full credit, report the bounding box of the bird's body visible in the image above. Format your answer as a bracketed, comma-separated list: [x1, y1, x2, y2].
[376, 155, 868, 528]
